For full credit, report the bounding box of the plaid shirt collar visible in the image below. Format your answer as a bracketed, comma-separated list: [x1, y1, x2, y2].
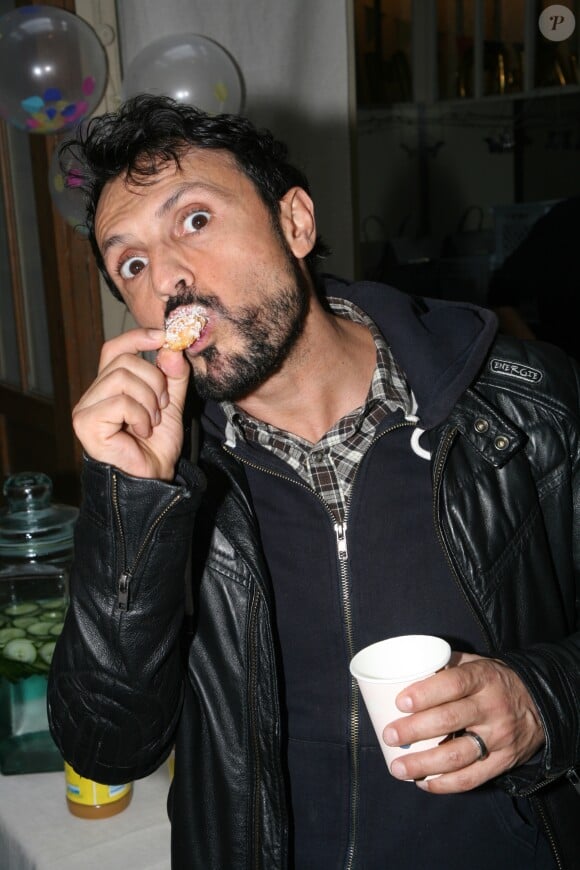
[221, 296, 412, 450]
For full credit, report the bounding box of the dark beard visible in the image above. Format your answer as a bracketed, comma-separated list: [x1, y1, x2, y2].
[192, 260, 310, 401]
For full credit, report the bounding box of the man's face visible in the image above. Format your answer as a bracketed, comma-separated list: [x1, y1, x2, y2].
[95, 149, 313, 401]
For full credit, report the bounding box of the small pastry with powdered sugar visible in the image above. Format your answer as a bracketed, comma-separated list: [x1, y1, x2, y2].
[163, 305, 207, 351]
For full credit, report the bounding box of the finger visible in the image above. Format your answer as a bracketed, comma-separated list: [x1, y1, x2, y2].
[74, 394, 157, 449]
[395, 655, 486, 714]
[414, 745, 502, 794]
[73, 381, 161, 455]
[93, 347, 170, 416]
[98, 328, 166, 371]
[156, 347, 191, 419]
[384, 696, 480, 750]
[75, 366, 166, 428]
[388, 730, 492, 784]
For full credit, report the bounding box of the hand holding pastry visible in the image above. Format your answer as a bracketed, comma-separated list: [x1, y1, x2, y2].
[73, 328, 191, 481]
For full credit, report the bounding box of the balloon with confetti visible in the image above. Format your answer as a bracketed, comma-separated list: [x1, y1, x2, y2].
[122, 33, 243, 114]
[48, 133, 89, 233]
[0, 5, 107, 134]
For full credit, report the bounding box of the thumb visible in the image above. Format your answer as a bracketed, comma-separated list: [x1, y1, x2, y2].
[156, 347, 191, 415]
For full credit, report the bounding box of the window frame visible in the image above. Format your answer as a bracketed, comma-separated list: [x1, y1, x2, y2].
[0, 0, 105, 503]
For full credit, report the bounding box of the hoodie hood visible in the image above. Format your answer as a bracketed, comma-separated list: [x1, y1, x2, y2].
[201, 277, 498, 441]
[325, 277, 497, 431]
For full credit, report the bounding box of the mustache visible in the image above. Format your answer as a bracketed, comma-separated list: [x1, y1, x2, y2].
[164, 289, 196, 318]
[164, 288, 244, 323]
[164, 288, 222, 318]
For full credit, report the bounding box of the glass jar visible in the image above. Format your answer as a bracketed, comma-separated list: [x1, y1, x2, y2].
[0, 471, 78, 774]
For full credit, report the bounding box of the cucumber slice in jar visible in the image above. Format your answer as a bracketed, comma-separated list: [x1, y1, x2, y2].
[12, 615, 38, 630]
[26, 621, 55, 639]
[38, 597, 66, 610]
[49, 622, 65, 637]
[39, 641, 56, 665]
[0, 627, 26, 647]
[3, 602, 39, 618]
[39, 609, 64, 622]
[2, 637, 37, 663]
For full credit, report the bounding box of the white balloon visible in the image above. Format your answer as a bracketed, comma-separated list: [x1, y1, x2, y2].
[122, 34, 244, 114]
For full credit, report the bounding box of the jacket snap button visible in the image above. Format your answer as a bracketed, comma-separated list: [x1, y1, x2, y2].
[474, 418, 490, 433]
[494, 435, 510, 450]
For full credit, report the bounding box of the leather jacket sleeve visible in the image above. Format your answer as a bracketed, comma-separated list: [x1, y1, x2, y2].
[499, 356, 580, 792]
[47, 455, 205, 784]
[438, 342, 580, 797]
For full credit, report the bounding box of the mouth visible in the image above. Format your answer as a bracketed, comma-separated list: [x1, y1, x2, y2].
[184, 321, 210, 356]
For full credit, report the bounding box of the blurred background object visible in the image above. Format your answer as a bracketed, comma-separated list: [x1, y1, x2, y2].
[0, 471, 76, 775]
[487, 196, 580, 361]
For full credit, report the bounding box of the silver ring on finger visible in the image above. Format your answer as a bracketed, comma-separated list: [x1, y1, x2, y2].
[463, 730, 489, 760]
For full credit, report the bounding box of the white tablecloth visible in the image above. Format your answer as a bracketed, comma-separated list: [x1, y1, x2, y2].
[0, 765, 172, 870]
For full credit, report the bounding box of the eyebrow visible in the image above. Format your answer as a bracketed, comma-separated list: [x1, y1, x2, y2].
[101, 180, 234, 256]
[102, 233, 133, 257]
[155, 180, 234, 219]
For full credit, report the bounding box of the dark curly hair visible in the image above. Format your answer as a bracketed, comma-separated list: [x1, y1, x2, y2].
[61, 94, 330, 301]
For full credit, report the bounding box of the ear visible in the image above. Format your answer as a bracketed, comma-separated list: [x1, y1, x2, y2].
[278, 187, 317, 258]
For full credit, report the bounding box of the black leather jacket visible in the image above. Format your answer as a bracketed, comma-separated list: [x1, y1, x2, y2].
[48, 329, 580, 870]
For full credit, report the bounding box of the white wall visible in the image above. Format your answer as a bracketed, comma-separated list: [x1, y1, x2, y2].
[116, 0, 354, 277]
[97, 0, 355, 338]
[103, 1, 351, 310]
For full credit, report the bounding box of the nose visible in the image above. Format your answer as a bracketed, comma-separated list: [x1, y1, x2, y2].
[149, 242, 195, 300]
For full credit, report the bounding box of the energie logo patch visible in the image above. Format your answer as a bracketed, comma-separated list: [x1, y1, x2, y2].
[489, 358, 543, 384]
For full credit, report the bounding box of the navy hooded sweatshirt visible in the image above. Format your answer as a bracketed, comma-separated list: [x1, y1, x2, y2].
[201, 280, 555, 869]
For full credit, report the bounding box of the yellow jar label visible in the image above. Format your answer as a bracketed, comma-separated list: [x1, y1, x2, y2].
[64, 762, 131, 806]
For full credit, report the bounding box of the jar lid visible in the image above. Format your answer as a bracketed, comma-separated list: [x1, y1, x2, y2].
[0, 472, 78, 558]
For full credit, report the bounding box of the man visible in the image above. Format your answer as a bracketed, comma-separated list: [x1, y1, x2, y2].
[48, 95, 580, 869]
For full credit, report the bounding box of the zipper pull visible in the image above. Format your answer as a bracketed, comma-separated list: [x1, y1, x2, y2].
[118, 571, 131, 611]
[334, 522, 348, 561]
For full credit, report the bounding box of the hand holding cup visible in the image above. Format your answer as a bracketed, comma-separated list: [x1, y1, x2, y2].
[350, 634, 451, 778]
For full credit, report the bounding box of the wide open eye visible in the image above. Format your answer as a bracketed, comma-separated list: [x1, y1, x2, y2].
[183, 210, 210, 234]
[119, 256, 149, 280]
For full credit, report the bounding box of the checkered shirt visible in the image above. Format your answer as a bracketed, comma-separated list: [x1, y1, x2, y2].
[221, 297, 412, 522]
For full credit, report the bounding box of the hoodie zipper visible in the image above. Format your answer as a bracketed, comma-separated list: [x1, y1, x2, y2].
[335, 518, 360, 870]
[111, 471, 186, 611]
[225, 419, 411, 870]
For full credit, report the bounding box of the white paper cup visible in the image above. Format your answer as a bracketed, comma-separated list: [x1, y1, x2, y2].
[349, 634, 451, 775]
